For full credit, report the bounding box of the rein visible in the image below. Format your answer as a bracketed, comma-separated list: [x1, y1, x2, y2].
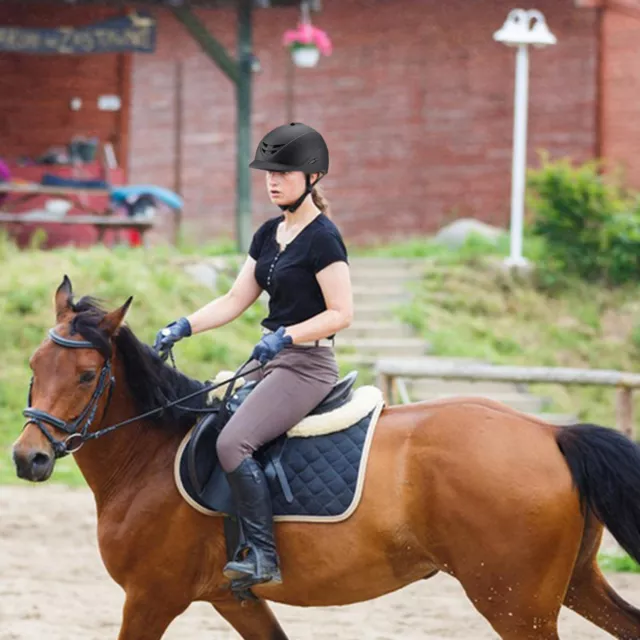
[22, 328, 260, 459]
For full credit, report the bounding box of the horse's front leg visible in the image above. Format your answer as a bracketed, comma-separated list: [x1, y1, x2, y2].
[117, 589, 189, 640]
[213, 597, 289, 639]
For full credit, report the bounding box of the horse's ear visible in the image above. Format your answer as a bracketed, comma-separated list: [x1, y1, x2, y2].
[54, 275, 73, 321]
[99, 296, 133, 336]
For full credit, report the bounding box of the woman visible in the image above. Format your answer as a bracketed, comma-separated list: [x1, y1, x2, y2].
[154, 122, 353, 589]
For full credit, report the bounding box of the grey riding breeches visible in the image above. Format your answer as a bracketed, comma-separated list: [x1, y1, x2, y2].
[215, 345, 339, 472]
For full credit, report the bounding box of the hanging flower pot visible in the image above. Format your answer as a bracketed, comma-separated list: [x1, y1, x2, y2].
[290, 43, 321, 68]
[283, 23, 332, 68]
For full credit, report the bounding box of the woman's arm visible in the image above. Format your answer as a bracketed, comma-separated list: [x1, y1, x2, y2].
[186, 256, 263, 334]
[284, 261, 353, 344]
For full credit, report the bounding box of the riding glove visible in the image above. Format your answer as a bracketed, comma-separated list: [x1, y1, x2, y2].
[153, 317, 192, 357]
[251, 327, 292, 364]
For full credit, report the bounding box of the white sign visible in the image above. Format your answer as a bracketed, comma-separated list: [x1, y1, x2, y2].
[97, 95, 122, 111]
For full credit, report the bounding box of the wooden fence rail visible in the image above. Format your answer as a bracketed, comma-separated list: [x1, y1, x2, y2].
[374, 358, 640, 439]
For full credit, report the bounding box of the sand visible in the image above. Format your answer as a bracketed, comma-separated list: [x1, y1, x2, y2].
[1, 485, 639, 639]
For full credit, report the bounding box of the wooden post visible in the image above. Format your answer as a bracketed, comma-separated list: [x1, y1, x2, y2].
[616, 387, 634, 439]
[171, 4, 253, 252]
[171, 6, 239, 84]
[395, 377, 411, 404]
[235, 0, 253, 254]
[377, 371, 393, 405]
[390, 377, 399, 406]
[115, 53, 131, 178]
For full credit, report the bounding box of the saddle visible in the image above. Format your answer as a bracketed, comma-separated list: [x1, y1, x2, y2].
[186, 370, 357, 510]
[174, 370, 385, 522]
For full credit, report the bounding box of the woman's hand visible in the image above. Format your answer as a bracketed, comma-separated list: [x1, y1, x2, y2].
[153, 317, 192, 359]
[251, 327, 292, 364]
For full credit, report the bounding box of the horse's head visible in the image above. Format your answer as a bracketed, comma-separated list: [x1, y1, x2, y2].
[12, 275, 131, 482]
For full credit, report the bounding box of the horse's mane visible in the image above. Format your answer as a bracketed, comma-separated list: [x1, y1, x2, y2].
[68, 296, 209, 432]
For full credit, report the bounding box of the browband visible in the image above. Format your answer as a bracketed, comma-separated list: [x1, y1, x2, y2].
[48, 328, 94, 349]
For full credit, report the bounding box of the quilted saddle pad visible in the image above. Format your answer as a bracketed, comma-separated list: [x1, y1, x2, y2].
[174, 387, 384, 523]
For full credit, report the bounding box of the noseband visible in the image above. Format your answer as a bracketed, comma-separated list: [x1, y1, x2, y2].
[22, 328, 114, 459]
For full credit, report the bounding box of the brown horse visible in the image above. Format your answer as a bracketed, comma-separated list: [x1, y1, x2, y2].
[11, 276, 640, 639]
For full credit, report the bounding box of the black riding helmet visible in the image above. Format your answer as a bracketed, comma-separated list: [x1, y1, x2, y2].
[250, 122, 329, 213]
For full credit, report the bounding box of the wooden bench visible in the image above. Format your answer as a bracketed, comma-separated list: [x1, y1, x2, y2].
[0, 183, 112, 214]
[0, 212, 155, 246]
[0, 181, 186, 246]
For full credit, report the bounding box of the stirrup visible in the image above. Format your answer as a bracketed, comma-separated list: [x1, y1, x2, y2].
[230, 568, 283, 592]
[223, 545, 281, 584]
[223, 549, 256, 581]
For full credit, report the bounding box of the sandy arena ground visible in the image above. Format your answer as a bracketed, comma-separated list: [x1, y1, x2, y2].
[1, 485, 640, 639]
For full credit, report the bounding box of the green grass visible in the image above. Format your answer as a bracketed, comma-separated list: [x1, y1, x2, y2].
[173, 234, 240, 257]
[597, 552, 640, 574]
[351, 230, 515, 261]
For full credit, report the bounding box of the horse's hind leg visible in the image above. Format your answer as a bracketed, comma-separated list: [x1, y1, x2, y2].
[451, 515, 580, 639]
[565, 565, 640, 639]
[455, 565, 565, 639]
[466, 596, 561, 639]
[212, 597, 289, 639]
[564, 519, 640, 638]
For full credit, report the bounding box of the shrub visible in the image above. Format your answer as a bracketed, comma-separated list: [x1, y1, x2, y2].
[527, 156, 640, 286]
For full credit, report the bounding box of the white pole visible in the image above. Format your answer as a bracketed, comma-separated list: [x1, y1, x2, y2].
[507, 44, 530, 267]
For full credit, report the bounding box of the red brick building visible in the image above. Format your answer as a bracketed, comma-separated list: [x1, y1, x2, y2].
[1, 0, 639, 245]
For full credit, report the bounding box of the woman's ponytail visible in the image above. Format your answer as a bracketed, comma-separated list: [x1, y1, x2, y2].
[311, 183, 331, 219]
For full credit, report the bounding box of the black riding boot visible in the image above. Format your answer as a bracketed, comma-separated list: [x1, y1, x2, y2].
[223, 457, 282, 587]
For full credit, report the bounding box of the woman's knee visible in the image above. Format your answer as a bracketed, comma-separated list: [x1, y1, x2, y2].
[216, 426, 252, 473]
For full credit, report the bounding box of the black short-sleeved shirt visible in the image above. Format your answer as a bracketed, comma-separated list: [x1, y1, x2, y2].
[249, 213, 349, 331]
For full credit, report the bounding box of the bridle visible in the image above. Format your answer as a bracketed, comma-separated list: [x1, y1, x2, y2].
[23, 329, 115, 459]
[22, 327, 260, 460]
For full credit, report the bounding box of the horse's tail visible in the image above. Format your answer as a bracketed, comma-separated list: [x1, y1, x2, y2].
[556, 423, 640, 564]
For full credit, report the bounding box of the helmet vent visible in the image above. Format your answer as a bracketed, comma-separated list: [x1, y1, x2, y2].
[260, 142, 284, 156]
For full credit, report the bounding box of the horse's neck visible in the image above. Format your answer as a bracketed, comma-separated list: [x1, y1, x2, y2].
[72, 366, 181, 513]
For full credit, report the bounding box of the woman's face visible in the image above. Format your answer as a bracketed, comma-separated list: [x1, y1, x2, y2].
[265, 171, 317, 207]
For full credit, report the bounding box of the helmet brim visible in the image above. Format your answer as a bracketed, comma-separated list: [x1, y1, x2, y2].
[249, 159, 299, 172]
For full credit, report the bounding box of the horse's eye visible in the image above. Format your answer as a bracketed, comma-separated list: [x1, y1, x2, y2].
[79, 371, 96, 384]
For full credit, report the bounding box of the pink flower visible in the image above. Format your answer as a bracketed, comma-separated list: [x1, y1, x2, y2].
[282, 23, 333, 56]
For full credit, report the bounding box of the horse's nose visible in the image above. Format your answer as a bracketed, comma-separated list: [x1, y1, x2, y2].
[13, 447, 54, 482]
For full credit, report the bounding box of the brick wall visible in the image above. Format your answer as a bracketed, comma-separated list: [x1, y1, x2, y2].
[0, 3, 129, 165]
[129, 0, 598, 245]
[601, 4, 640, 187]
